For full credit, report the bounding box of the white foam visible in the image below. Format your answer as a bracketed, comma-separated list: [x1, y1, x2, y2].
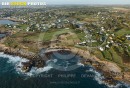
[53, 59, 58, 63]
[0, 52, 29, 64]
[87, 68, 124, 88]
[77, 62, 84, 66]
[0, 52, 128, 87]
[22, 65, 53, 76]
[0, 52, 53, 76]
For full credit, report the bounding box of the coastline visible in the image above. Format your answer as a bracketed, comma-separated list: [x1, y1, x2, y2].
[0, 18, 27, 22]
[0, 43, 129, 86]
[0, 44, 40, 61]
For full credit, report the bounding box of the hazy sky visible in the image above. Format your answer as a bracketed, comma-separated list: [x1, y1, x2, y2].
[1, 0, 130, 5]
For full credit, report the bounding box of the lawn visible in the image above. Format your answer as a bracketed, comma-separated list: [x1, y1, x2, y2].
[18, 24, 28, 30]
[94, 50, 105, 60]
[4, 28, 83, 52]
[115, 29, 130, 36]
[108, 47, 123, 64]
[102, 50, 112, 60]
[72, 29, 86, 41]
[37, 29, 73, 42]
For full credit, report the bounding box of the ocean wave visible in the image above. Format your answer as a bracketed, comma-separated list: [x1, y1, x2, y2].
[87, 68, 126, 88]
[0, 52, 129, 87]
[0, 52, 53, 76]
[0, 52, 29, 63]
[19, 66, 53, 77]
[77, 62, 84, 66]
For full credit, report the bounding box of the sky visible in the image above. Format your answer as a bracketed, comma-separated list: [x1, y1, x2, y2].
[1, 0, 130, 5]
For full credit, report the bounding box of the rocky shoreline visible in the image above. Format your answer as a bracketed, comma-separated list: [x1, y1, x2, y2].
[67, 47, 123, 85]
[0, 44, 46, 72]
[0, 43, 129, 86]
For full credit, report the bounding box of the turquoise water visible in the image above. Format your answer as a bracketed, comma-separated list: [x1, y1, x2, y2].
[0, 20, 17, 25]
[0, 53, 128, 88]
[0, 34, 6, 38]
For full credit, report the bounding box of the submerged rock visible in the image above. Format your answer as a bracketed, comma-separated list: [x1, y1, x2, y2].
[22, 61, 33, 72]
[21, 60, 46, 72]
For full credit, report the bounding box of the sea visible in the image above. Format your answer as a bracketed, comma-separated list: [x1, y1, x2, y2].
[0, 34, 6, 38]
[0, 52, 129, 88]
[0, 20, 17, 25]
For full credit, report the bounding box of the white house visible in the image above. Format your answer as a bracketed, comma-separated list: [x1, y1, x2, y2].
[126, 35, 130, 40]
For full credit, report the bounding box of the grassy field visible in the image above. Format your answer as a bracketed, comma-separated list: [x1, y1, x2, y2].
[108, 47, 123, 64]
[94, 50, 105, 60]
[26, 29, 73, 42]
[72, 29, 86, 41]
[18, 24, 28, 30]
[94, 47, 123, 65]
[4, 29, 82, 52]
[115, 28, 130, 36]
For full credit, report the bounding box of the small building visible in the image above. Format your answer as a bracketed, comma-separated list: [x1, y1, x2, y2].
[98, 47, 104, 51]
[75, 23, 85, 29]
[126, 35, 130, 40]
